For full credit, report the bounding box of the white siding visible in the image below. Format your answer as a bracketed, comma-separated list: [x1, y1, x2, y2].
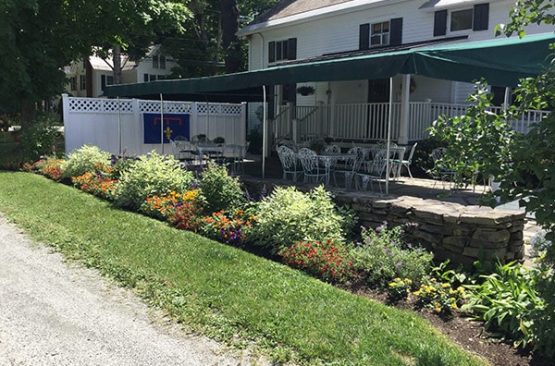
[246, 0, 552, 106]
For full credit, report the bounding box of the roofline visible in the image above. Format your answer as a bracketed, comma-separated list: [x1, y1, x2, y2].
[237, 0, 411, 37]
[419, 0, 506, 12]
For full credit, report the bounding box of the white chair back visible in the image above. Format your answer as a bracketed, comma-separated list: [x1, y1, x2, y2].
[277, 145, 298, 171]
[297, 148, 318, 174]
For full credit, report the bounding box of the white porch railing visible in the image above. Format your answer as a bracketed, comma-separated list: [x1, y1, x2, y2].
[272, 102, 549, 142]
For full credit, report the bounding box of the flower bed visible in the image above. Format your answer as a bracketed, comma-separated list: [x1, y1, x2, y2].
[22, 145, 554, 361]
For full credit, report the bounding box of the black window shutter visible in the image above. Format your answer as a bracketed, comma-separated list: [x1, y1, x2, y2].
[433, 10, 447, 36]
[359, 23, 370, 50]
[269, 41, 276, 63]
[390, 18, 403, 45]
[101, 75, 106, 91]
[473, 3, 489, 31]
[287, 38, 297, 60]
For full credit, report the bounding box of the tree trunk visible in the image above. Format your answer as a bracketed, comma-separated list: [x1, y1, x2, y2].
[220, 0, 242, 73]
[20, 99, 36, 129]
[112, 44, 122, 84]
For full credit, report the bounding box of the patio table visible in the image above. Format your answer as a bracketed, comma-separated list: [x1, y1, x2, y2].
[316, 153, 356, 185]
[196, 144, 223, 159]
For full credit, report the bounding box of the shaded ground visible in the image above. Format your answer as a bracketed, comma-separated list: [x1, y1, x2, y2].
[354, 288, 553, 366]
[0, 215, 264, 366]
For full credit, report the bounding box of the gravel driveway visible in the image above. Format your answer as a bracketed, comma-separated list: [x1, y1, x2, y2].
[0, 216, 263, 366]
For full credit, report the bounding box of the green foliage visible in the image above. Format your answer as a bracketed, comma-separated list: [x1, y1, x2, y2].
[387, 277, 413, 302]
[412, 137, 447, 176]
[61, 145, 111, 179]
[429, 81, 514, 187]
[0, 172, 486, 366]
[463, 261, 544, 349]
[414, 277, 466, 316]
[532, 257, 555, 357]
[19, 114, 61, 160]
[199, 162, 244, 213]
[251, 186, 346, 251]
[115, 151, 194, 209]
[351, 226, 434, 287]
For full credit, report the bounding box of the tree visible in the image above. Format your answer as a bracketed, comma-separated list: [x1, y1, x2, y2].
[163, 0, 279, 77]
[0, 0, 190, 124]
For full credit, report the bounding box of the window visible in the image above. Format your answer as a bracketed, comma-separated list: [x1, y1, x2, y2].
[268, 38, 297, 63]
[153, 55, 159, 69]
[106, 75, 114, 85]
[159, 55, 166, 69]
[144, 73, 149, 82]
[79, 75, 86, 90]
[370, 21, 390, 47]
[450, 9, 473, 31]
[70, 77, 77, 91]
[149, 74, 157, 81]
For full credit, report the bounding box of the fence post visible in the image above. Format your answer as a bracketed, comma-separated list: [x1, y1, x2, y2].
[62, 94, 71, 154]
[133, 99, 140, 156]
[191, 102, 199, 139]
[292, 118, 298, 143]
[240, 102, 247, 145]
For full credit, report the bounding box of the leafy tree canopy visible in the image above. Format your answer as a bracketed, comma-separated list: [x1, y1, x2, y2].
[0, 0, 189, 118]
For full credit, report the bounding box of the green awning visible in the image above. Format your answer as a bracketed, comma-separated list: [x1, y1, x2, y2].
[105, 33, 555, 99]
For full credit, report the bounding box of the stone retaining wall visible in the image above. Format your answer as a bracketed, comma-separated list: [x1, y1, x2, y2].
[334, 194, 525, 267]
[241, 178, 526, 267]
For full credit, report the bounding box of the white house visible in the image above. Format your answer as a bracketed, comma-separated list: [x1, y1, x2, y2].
[238, 0, 551, 142]
[65, 45, 178, 98]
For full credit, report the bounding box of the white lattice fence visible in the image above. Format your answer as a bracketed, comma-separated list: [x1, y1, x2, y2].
[63, 95, 246, 156]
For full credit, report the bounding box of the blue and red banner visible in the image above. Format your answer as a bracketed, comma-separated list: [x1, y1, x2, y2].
[143, 113, 190, 144]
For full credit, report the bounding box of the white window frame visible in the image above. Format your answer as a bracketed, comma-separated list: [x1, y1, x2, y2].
[450, 8, 473, 32]
[269, 40, 289, 64]
[370, 21, 390, 48]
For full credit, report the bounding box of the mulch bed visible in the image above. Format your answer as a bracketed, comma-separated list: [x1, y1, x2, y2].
[351, 287, 552, 366]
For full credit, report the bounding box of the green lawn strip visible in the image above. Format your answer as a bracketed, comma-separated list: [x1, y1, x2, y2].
[0, 172, 486, 366]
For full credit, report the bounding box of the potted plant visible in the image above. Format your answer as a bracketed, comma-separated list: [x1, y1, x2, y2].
[296, 86, 315, 96]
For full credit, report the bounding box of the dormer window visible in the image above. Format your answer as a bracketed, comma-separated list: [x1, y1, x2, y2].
[371, 21, 390, 47]
[153, 54, 166, 69]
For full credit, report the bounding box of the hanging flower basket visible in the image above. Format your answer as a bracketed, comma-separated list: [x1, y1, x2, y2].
[296, 86, 315, 96]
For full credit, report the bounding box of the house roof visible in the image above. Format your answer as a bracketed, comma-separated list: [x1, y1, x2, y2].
[105, 33, 555, 101]
[419, 0, 502, 11]
[239, 0, 408, 36]
[88, 54, 136, 72]
[251, 0, 352, 24]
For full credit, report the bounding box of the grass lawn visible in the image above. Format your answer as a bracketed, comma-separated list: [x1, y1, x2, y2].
[0, 172, 487, 366]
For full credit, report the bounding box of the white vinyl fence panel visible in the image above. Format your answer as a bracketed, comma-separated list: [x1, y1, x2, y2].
[63, 95, 246, 156]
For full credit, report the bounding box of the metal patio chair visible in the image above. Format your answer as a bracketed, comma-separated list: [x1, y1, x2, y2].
[277, 145, 303, 182]
[298, 148, 328, 184]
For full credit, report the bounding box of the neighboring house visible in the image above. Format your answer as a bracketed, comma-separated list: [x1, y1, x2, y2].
[238, 0, 551, 140]
[64, 45, 177, 98]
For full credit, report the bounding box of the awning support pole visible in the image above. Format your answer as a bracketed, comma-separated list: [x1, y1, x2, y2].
[398, 74, 411, 145]
[160, 93, 164, 154]
[503, 87, 511, 112]
[385, 77, 394, 195]
[262, 85, 267, 179]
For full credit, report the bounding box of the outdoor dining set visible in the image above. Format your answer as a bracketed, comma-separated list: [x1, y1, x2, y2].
[170, 135, 249, 172]
[276, 140, 418, 193]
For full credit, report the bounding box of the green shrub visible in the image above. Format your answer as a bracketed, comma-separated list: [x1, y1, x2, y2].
[115, 151, 194, 209]
[62, 145, 111, 178]
[463, 261, 544, 349]
[251, 186, 346, 251]
[351, 226, 433, 287]
[199, 162, 244, 213]
[19, 114, 62, 160]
